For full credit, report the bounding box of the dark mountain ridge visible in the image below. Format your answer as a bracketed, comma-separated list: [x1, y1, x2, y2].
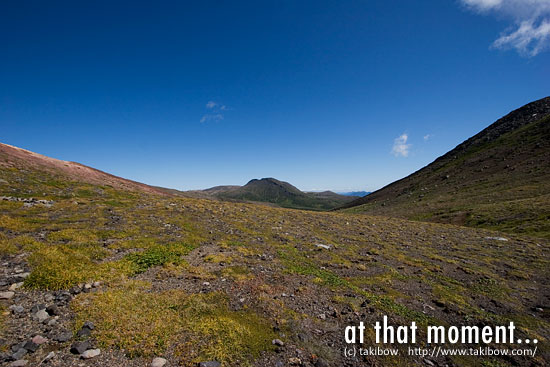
[193, 177, 358, 210]
[340, 96, 550, 238]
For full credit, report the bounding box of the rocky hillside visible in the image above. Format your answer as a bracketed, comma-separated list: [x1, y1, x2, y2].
[0, 143, 549, 366]
[341, 97, 550, 239]
[190, 178, 358, 210]
[0, 143, 169, 196]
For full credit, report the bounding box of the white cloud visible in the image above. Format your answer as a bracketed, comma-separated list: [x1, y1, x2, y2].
[391, 133, 411, 157]
[493, 19, 550, 56]
[460, 0, 550, 56]
[462, 0, 503, 11]
[200, 113, 224, 123]
[423, 134, 433, 141]
[201, 101, 229, 123]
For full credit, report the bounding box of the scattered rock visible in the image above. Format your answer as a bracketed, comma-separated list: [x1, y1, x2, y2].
[9, 305, 24, 314]
[11, 342, 25, 353]
[70, 341, 92, 355]
[34, 309, 49, 323]
[82, 321, 95, 330]
[30, 304, 46, 313]
[289, 357, 302, 365]
[314, 358, 330, 367]
[8, 282, 23, 291]
[151, 357, 167, 367]
[485, 236, 508, 241]
[92, 281, 101, 288]
[31, 335, 47, 345]
[11, 348, 27, 360]
[53, 331, 72, 343]
[44, 294, 54, 302]
[198, 362, 221, 367]
[9, 360, 28, 367]
[424, 359, 435, 366]
[0, 291, 15, 300]
[22, 341, 38, 353]
[46, 305, 59, 316]
[77, 328, 91, 338]
[314, 243, 331, 250]
[42, 351, 55, 362]
[272, 339, 284, 347]
[81, 349, 101, 359]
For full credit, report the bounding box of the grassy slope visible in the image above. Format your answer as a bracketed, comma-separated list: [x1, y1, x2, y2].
[1, 160, 549, 366]
[341, 101, 550, 239]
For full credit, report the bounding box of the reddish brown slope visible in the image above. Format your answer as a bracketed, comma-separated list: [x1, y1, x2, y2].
[0, 142, 168, 195]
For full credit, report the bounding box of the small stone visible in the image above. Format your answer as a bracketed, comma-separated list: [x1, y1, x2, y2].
[22, 341, 38, 353]
[314, 358, 330, 367]
[9, 360, 28, 367]
[47, 319, 57, 326]
[76, 328, 91, 338]
[272, 339, 284, 347]
[202, 282, 210, 287]
[84, 283, 92, 289]
[11, 348, 27, 360]
[92, 281, 101, 288]
[289, 357, 302, 365]
[44, 294, 54, 302]
[81, 349, 100, 359]
[30, 304, 46, 313]
[70, 341, 92, 355]
[70, 286, 81, 295]
[34, 309, 49, 323]
[318, 313, 326, 320]
[31, 335, 47, 345]
[11, 342, 25, 353]
[535, 307, 543, 312]
[82, 321, 95, 330]
[46, 305, 59, 316]
[198, 362, 221, 367]
[8, 283, 23, 291]
[424, 359, 435, 366]
[18, 272, 30, 279]
[0, 291, 15, 300]
[9, 305, 24, 314]
[151, 357, 167, 367]
[43, 351, 55, 361]
[54, 331, 72, 343]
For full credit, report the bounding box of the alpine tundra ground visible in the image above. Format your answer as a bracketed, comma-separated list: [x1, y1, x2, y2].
[0, 166, 549, 367]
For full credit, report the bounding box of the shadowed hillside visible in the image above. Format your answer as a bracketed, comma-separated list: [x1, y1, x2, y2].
[340, 97, 550, 239]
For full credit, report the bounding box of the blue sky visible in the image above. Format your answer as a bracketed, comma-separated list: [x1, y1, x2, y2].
[1, 1, 549, 191]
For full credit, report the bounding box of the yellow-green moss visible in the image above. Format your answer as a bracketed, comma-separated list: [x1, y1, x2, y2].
[72, 285, 276, 365]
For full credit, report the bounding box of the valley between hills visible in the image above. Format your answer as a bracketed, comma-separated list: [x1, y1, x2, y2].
[0, 98, 549, 367]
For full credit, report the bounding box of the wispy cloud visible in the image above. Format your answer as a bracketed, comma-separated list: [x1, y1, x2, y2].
[201, 101, 229, 123]
[391, 133, 411, 157]
[423, 134, 433, 141]
[200, 114, 224, 123]
[460, 0, 550, 56]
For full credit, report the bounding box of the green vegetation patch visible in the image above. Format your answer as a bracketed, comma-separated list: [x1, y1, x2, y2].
[125, 242, 196, 274]
[72, 284, 276, 365]
[24, 242, 132, 290]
